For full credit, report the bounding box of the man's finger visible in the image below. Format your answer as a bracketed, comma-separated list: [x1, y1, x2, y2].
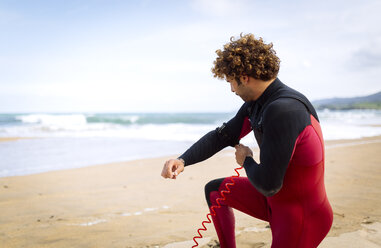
[162, 160, 172, 178]
[166, 161, 174, 178]
[171, 165, 178, 179]
[161, 161, 168, 178]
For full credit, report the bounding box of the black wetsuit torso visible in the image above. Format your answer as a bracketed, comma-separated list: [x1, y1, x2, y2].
[179, 78, 318, 196]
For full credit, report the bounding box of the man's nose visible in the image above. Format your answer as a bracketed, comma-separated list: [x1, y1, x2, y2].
[231, 84, 235, 92]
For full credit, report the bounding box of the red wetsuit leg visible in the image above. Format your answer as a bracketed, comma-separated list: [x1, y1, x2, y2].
[208, 177, 269, 248]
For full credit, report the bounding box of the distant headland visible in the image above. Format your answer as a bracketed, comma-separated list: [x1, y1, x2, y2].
[313, 91, 381, 110]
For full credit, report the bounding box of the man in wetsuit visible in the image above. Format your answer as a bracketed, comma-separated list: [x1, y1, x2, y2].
[161, 33, 333, 248]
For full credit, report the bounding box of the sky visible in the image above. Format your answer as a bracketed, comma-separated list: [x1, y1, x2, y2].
[0, 0, 380, 113]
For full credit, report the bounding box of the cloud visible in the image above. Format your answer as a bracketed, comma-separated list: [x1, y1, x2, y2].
[190, 0, 250, 17]
[2, 0, 381, 112]
[351, 50, 381, 69]
[348, 38, 381, 69]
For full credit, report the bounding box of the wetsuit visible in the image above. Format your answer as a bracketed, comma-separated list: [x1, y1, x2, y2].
[178, 78, 333, 248]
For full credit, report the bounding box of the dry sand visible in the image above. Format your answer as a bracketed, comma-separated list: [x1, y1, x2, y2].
[0, 137, 32, 142]
[0, 136, 380, 247]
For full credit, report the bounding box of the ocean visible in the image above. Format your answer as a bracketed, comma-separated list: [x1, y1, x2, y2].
[1, 110, 381, 177]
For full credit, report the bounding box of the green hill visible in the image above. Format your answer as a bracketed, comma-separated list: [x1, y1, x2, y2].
[312, 91, 381, 110]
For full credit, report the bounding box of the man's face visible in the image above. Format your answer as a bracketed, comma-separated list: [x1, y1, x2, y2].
[227, 77, 250, 102]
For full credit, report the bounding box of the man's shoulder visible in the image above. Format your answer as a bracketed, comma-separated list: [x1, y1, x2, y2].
[261, 97, 309, 126]
[266, 97, 307, 113]
[264, 82, 313, 115]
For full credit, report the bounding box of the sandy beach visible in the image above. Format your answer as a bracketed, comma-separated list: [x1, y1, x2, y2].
[0, 136, 380, 248]
[0, 137, 32, 142]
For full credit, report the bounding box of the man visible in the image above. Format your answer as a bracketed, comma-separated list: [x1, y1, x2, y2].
[161, 33, 333, 248]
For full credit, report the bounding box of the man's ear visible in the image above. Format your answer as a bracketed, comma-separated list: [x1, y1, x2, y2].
[241, 75, 249, 85]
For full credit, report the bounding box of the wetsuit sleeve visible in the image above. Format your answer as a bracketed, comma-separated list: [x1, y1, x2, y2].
[243, 99, 310, 197]
[178, 103, 252, 166]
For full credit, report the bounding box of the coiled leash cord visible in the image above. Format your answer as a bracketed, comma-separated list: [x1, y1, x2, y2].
[191, 166, 244, 247]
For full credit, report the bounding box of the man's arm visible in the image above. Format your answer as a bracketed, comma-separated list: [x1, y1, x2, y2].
[178, 102, 252, 166]
[243, 99, 310, 196]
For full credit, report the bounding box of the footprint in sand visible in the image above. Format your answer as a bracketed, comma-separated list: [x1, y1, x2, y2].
[204, 239, 220, 248]
[251, 242, 266, 248]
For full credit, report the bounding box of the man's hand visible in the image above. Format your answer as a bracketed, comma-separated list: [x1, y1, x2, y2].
[235, 144, 253, 166]
[161, 158, 185, 179]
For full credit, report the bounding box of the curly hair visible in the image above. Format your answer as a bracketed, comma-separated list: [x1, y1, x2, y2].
[212, 33, 280, 83]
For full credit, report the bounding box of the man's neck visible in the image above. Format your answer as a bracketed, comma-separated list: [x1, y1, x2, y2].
[248, 77, 276, 101]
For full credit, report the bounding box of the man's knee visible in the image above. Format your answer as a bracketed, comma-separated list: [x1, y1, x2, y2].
[204, 178, 225, 207]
